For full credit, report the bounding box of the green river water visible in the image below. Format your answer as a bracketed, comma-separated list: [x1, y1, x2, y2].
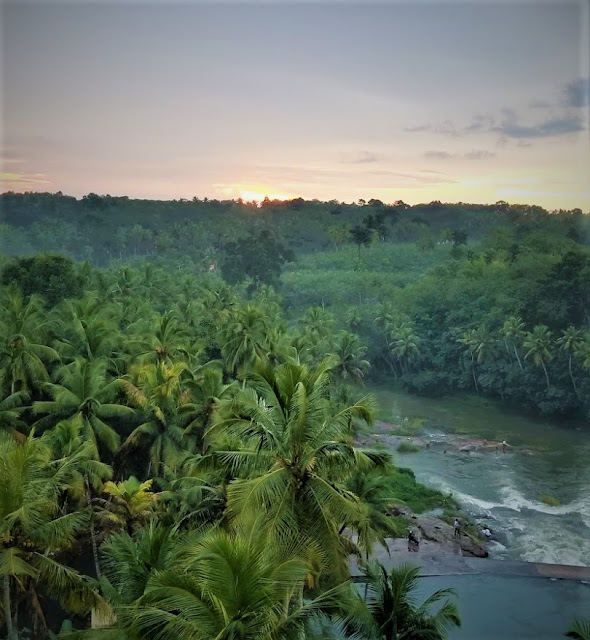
[369, 387, 590, 638]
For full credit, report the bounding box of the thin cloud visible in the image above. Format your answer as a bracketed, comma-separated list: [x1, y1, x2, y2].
[465, 149, 496, 159]
[423, 149, 495, 160]
[1, 172, 51, 190]
[424, 151, 453, 160]
[405, 121, 460, 137]
[339, 151, 381, 164]
[495, 115, 584, 139]
[407, 111, 584, 141]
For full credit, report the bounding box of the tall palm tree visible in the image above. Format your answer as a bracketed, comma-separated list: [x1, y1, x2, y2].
[32, 357, 135, 458]
[52, 297, 120, 365]
[209, 360, 387, 580]
[557, 327, 584, 399]
[100, 521, 179, 608]
[457, 326, 496, 393]
[501, 316, 525, 371]
[357, 562, 461, 640]
[0, 286, 48, 338]
[0, 434, 104, 640]
[41, 418, 113, 579]
[389, 324, 421, 374]
[523, 325, 553, 390]
[0, 390, 28, 441]
[0, 333, 60, 395]
[119, 361, 193, 474]
[124, 525, 350, 640]
[98, 476, 159, 535]
[132, 311, 190, 365]
[220, 304, 270, 374]
[181, 365, 237, 453]
[328, 331, 371, 383]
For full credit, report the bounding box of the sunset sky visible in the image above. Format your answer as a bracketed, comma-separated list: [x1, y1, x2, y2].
[2, 0, 590, 209]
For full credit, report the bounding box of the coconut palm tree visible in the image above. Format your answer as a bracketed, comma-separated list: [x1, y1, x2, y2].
[124, 525, 351, 640]
[100, 521, 179, 608]
[357, 562, 461, 640]
[220, 304, 270, 374]
[119, 361, 193, 474]
[0, 286, 48, 338]
[0, 434, 104, 640]
[557, 327, 584, 399]
[501, 316, 525, 371]
[457, 326, 496, 393]
[566, 618, 590, 640]
[132, 311, 190, 365]
[181, 365, 237, 453]
[209, 359, 387, 580]
[389, 324, 421, 374]
[98, 476, 159, 535]
[0, 333, 60, 395]
[328, 331, 371, 383]
[0, 390, 28, 441]
[523, 325, 553, 390]
[41, 418, 113, 579]
[52, 297, 120, 365]
[32, 357, 135, 458]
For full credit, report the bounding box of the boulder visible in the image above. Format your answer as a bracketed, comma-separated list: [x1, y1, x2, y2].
[415, 515, 488, 558]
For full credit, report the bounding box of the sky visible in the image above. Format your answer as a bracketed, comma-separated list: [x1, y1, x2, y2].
[2, 0, 590, 209]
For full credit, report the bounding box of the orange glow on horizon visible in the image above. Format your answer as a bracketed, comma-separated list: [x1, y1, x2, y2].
[239, 188, 293, 202]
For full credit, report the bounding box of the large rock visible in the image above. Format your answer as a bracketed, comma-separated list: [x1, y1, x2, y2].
[415, 515, 488, 558]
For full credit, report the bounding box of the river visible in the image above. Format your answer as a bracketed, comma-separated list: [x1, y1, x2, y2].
[370, 386, 590, 567]
[367, 387, 590, 637]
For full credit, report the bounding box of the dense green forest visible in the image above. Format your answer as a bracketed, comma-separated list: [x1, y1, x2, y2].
[0, 191, 589, 638]
[2, 192, 589, 418]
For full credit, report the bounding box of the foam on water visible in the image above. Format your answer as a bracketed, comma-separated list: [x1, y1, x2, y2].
[424, 472, 590, 566]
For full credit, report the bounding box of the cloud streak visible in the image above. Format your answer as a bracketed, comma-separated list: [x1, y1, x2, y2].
[423, 149, 496, 160]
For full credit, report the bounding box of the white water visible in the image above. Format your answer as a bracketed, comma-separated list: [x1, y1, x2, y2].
[372, 386, 590, 567]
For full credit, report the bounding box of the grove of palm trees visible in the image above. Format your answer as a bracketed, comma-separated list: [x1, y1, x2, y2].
[1, 194, 589, 638]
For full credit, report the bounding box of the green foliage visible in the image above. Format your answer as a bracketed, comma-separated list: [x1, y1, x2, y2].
[1, 255, 82, 306]
[0, 191, 589, 637]
[352, 562, 461, 639]
[396, 441, 422, 453]
[566, 618, 590, 640]
[220, 229, 294, 287]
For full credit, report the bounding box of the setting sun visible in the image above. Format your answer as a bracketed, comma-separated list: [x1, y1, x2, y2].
[239, 188, 293, 203]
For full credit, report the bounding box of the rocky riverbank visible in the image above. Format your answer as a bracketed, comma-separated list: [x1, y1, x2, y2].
[356, 420, 491, 559]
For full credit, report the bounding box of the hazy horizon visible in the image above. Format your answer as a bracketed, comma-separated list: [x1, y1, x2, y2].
[2, 1, 590, 210]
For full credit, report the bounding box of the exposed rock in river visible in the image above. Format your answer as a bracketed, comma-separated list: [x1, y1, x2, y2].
[414, 515, 488, 558]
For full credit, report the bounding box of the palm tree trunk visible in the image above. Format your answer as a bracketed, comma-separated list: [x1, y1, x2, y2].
[471, 355, 479, 393]
[4, 575, 15, 640]
[568, 356, 580, 399]
[514, 345, 523, 371]
[541, 359, 550, 391]
[86, 476, 102, 579]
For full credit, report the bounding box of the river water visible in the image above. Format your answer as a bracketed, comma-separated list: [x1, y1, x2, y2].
[371, 387, 590, 567]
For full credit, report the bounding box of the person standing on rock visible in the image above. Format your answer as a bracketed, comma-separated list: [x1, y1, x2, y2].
[454, 519, 461, 537]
